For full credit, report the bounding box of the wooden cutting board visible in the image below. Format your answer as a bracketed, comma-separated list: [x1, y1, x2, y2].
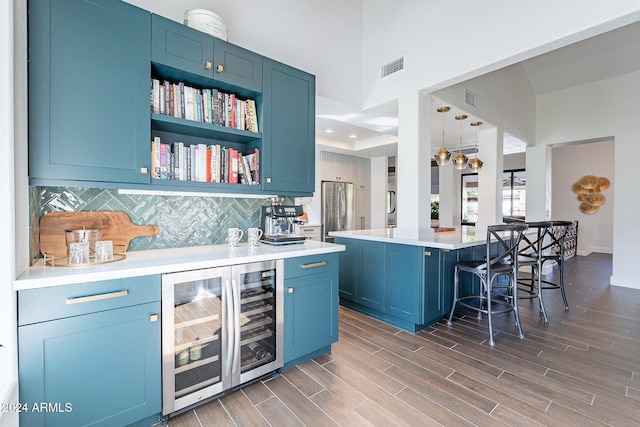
[40, 211, 160, 258]
[433, 227, 456, 233]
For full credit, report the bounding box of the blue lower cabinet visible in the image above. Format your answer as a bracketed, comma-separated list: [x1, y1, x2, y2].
[439, 249, 458, 317]
[457, 245, 484, 298]
[424, 248, 458, 323]
[18, 277, 161, 427]
[358, 242, 386, 310]
[335, 239, 470, 332]
[283, 254, 339, 369]
[335, 237, 358, 302]
[385, 243, 422, 323]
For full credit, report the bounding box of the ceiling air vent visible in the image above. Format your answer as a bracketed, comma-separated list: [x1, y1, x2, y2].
[381, 56, 404, 79]
[464, 88, 477, 108]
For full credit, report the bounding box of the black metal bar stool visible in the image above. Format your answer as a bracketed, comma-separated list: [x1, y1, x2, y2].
[447, 223, 529, 346]
[516, 221, 553, 323]
[539, 220, 574, 310]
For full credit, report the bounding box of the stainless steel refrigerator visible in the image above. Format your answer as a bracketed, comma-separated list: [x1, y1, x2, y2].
[321, 181, 355, 242]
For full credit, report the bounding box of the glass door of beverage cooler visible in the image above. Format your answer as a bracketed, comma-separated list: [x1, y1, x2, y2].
[162, 261, 283, 415]
[162, 267, 230, 415]
[232, 260, 284, 386]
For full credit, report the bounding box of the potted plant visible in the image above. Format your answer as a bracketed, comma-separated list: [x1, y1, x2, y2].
[430, 201, 439, 228]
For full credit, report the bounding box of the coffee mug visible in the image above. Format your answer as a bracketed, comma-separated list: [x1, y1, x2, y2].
[247, 228, 263, 247]
[227, 228, 244, 247]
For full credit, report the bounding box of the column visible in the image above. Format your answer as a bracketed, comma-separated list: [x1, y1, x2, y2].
[525, 144, 551, 221]
[476, 127, 503, 228]
[370, 156, 387, 228]
[396, 90, 431, 231]
[437, 163, 465, 227]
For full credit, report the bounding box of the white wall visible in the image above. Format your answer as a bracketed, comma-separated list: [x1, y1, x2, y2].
[432, 64, 537, 146]
[124, 0, 364, 109]
[552, 141, 614, 255]
[362, 0, 640, 108]
[370, 157, 387, 228]
[535, 71, 640, 288]
[2, 0, 28, 424]
[504, 152, 526, 170]
[0, 0, 17, 422]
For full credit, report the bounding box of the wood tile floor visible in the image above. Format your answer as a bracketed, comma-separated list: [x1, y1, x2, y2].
[169, 253, 640, 426]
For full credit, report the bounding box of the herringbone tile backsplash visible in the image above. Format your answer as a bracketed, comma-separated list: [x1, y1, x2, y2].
[30, 186, 293, 261]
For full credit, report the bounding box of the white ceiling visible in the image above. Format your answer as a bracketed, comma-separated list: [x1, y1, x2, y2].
[316, 19, 640, 159]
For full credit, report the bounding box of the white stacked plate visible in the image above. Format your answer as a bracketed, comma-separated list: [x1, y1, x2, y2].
[184, 9, 228, 41]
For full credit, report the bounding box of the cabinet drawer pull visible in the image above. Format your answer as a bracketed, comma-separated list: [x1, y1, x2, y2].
[216, 64, 224, 72]
[301, 261, 328, 269]
[66, 289, 129, 305]
[287, 287, 294, 294]
[205, 61, 213, 70]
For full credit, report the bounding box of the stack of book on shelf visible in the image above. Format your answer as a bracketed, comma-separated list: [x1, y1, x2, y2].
[151, 78, 259, 133]
[151, 137, 260, 185]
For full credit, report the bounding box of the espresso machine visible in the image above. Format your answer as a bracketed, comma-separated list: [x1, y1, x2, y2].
[259, 203, 306, 245]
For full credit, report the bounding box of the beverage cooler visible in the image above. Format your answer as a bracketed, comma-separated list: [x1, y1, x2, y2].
[161, 260, 283, 415]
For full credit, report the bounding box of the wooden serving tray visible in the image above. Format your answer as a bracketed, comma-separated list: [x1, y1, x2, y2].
[433, 227, 456, 233]
[40, 211, 159, 258]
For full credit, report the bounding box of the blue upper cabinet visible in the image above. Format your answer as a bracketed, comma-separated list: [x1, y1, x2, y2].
[214, 39, 263, 93]
[151, 14, 262, 93]
[151, 14, 214, 81]
[28, 0, 151, 185]
[262, 58, 316, 194]
[29, 2, 315, 196]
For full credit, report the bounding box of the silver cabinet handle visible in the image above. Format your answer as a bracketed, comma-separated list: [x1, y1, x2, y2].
[301, 261, 328, 269]
[287, 288, 294, 294]
[66, 289, 128, 305]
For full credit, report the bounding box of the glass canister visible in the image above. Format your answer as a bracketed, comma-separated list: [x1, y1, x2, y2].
[65, 228, 103, 263]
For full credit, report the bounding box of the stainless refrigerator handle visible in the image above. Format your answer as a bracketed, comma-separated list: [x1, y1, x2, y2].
[224, 279, 234, 377]
[231, 279, 241, 375]
[337, 185, 344, 230]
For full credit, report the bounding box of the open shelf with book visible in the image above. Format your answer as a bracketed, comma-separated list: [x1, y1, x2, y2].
[150, 132, 261, 187]
[151, 114, 261, 144]
[150, 56, 265, 192]
[150, 79, 260, 135]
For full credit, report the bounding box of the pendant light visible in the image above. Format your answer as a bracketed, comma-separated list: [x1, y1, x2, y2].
[452, 114, 469, 170]
[468, 121, 484, 173]
[434, 106, 451, 166]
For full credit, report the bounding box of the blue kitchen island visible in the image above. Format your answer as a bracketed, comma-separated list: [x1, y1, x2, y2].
[331, 227, 488, 333]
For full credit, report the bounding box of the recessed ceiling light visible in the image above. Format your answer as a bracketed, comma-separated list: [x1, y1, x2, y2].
[349, 134, 357, 139]
[325, 129, 334, 133]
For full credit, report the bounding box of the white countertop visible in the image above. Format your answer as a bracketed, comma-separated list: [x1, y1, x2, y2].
[15, 240, 344, 291]
[330, 226, 488, 250]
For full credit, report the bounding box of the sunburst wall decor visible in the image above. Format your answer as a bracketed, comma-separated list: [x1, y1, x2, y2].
[572, 175, 610, 214]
